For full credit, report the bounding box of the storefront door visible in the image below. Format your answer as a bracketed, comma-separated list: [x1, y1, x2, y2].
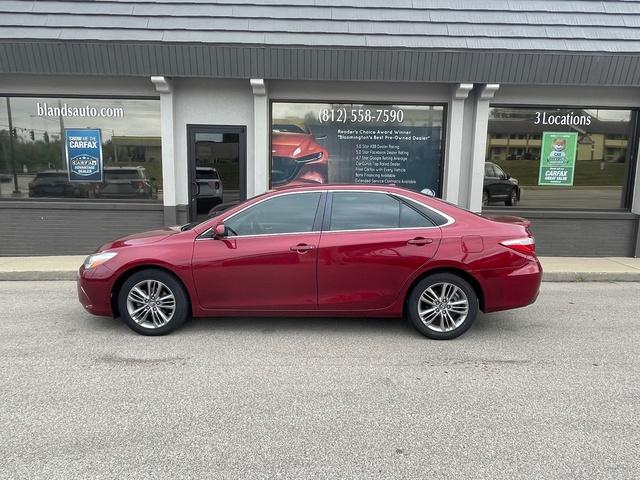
[187, 125, 246, 221]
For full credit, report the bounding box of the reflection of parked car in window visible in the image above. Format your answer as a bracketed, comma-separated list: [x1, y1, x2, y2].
[208, 200, 238, 217]
[271, 124, 328, 187]
[95, 167, 155, 199]
[195, 167, 223, 213]
[483, 162, 520, 207]
[28, 170, 89, 198]
[0, 173, 12, 183]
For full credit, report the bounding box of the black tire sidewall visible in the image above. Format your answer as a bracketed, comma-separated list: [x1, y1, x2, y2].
[407, 273, 479, 340]
[117, 269, 189, 336]
[506, 188, 518, 206]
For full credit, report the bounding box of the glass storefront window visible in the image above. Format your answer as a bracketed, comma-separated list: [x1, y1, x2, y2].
[270, 102, 445, 195]
[484, 106, 635, 210]
[0, 97, 162, 202]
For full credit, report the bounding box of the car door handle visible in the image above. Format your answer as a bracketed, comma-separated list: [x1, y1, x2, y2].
[290, 243, 315, 253]
[407, 237, 433, 246]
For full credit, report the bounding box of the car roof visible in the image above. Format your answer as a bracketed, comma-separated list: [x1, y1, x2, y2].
[105, 166, 144, 171]
[269, 183, 422, 195]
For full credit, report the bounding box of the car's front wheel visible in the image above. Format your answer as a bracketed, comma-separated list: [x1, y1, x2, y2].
[407, 273, 479, 340]
[118, 269, 190, 335]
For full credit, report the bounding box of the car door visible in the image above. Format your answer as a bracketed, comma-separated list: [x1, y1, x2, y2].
[492, 164, 511, 197]
[192, 191, 324, 311]
[317, 191, 442, 311]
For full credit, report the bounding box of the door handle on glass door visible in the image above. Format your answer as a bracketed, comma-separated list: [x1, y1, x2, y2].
[290, 244, 315, 253]
[407, 237, 433, 246]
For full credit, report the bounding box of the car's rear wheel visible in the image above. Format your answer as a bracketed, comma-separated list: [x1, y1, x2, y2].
[118, 269, 189, 336]
[505, 188, 518, 206]
[407, 273, 479, 340]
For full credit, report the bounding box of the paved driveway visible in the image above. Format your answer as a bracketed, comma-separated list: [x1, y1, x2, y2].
[1, 281, 638, 479]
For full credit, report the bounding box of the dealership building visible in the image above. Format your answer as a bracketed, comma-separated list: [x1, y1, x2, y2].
[1, 0, 640, 257]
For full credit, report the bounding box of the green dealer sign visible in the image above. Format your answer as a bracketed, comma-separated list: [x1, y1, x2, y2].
[538, 131, 578, 186]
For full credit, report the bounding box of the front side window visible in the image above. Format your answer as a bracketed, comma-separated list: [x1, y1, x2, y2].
[484, 106, 635, 210]
[0, 96, 162, 202]
[225, 192, 321, 236]
[329, 192, 432, 231]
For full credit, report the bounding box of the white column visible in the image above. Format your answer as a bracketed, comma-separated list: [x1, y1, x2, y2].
[632, 140, 640, 216]
[443, 83, 473, 205]
[250, 79, 268, 198]
[150, 76, 179, 222]
[468, 84, 500, 212]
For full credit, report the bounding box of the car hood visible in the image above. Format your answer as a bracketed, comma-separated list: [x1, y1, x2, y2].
[98, 226, 181, 251]
[272, 132, 319, 156]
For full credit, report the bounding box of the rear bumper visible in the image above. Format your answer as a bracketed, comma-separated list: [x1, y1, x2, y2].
[474, 258, 542, 313]
[77, 265, 115, 317]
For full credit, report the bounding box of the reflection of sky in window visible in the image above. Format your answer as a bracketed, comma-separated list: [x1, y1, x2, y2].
[489, 107, 631, 123]
[1, 97, 160, 142]
[272, 102, 444, 128]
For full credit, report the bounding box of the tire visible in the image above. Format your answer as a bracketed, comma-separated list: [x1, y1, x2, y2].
[482, 190, 489, 207]
[407, 273, 479, 340]
[505, 188, 519, 206]
[117, 268, 190, 336]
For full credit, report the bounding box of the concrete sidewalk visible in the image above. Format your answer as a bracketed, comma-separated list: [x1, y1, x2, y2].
[0, 255, 639, 282]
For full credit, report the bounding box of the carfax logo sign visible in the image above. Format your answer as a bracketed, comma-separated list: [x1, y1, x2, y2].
[538, 131, 578, 186]
[64, 128, 103, 182]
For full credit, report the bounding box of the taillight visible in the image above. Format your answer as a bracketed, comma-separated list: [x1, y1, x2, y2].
[214, 180, 220, 189]
[500, 237, 536, 256]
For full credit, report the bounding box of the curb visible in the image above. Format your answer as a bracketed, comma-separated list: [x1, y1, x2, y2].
[542, 272, 640, 282]
[0, 271, 78, 281]
[1, 271, 639, 282]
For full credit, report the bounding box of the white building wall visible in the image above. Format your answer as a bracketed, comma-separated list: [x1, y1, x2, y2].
[171, 78, 255, 206]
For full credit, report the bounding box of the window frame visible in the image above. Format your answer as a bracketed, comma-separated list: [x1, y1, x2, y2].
[486, 103, 640, 212]
[268, 99, 448, 197]
[0, 93, 163, 204]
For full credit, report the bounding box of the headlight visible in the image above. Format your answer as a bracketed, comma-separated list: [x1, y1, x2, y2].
[83, 252, 117, 269]
[295, 152, 323, 163]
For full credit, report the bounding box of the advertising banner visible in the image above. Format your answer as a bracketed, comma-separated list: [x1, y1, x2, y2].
[64, 128, 103, 182]
[538, 131, 578, 186]
[271, 103, 444, 194]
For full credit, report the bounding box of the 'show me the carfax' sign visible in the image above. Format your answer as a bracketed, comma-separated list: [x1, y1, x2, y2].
[64, 128, 103, 182]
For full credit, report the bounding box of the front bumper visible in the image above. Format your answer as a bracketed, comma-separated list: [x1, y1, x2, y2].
[77, 265, 115, 317]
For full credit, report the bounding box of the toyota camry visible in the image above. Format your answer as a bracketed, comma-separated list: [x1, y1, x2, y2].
[78, 185, 542, 339]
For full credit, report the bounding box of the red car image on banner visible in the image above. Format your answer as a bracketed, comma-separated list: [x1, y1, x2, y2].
[271, 124, 328, 187]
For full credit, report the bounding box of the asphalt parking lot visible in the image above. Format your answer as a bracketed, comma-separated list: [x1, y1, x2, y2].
[1, 281, 639, 479]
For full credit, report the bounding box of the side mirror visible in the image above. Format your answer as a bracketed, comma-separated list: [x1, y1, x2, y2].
[214, 223, 226, 238]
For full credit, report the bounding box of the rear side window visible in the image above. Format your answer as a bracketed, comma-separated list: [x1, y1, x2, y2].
[105, 169, 141, 180]
[400, 196, 449, 227]
[329, 192, 433, 231]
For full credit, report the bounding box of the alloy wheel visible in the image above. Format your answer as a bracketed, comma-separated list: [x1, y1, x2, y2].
[126, 280, 176, 329]
[417, 282, 469, 332]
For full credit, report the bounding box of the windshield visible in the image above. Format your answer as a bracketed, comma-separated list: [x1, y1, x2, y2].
[196, 170, 220, 180]
[272, 124, 308, 134]
[105, 169, 143, 180]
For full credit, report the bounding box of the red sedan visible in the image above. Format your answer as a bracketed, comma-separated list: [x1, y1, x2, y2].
[78, 185, 542, 339]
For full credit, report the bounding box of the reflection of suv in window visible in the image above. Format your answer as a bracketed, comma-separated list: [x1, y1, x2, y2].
[271, 124, 328, 187]
[195, 167, 223, 213]
[483, 162, 520, 207]
[96, 167, 155, 199]
[28, 170, 89, 198]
